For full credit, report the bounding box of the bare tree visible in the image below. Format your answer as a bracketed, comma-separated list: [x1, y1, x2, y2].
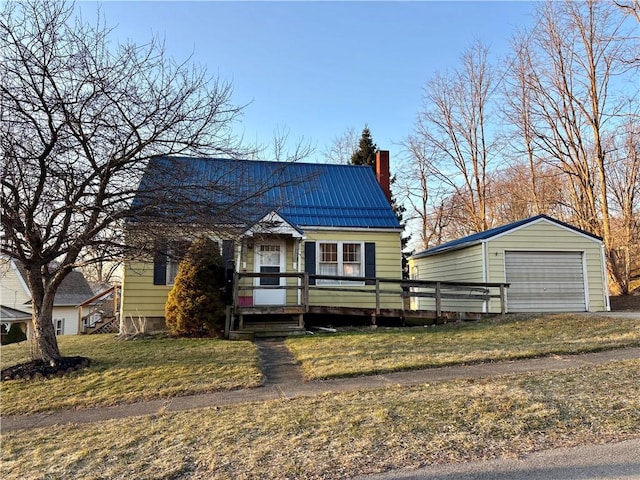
[407, 40, 501, 235]
[503, 32, 546, 216]
[616, 0, 640, 23]
[517, 0, 638, 289]
[399, 136, 454, 249]
[0, 0, 263, 364]
[606, 116, 640, 293]
[486, 162, 569, 224]
[323, 127, 359, 164]
[264, 127, 315, 164]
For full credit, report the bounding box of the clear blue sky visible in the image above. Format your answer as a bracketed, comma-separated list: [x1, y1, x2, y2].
[79, 1, 537, 163]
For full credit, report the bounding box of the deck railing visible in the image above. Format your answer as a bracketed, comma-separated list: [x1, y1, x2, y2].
[233, 272, 509, 317]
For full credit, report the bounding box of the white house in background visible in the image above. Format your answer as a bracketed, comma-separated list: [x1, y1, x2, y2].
[408, 215, 610, 313]
[0, 257, 94, 337]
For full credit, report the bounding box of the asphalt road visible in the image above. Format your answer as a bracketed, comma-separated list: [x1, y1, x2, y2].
[355, 438, 640, 480]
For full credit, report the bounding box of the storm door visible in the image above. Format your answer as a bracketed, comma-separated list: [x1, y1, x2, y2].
[254, 242, 286, 305]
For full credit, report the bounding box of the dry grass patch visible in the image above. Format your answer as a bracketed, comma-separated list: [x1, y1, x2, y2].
[0, 335, 261, 416]
[2, 360, 638, 480]
[288, 313, 640, 379]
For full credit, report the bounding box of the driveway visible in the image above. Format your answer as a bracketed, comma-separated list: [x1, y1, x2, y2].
[356, 438, 640, 480]
[585, 311, 640, 319]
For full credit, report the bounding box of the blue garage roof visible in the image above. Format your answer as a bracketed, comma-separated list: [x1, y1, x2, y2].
[132, 156, 400, 229]
[410, 214, 602, 259]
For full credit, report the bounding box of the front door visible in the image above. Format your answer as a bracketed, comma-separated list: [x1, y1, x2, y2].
[254, 242, 286, 305]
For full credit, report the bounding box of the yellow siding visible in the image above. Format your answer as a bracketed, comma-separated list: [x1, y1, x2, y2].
[408, 245, 485, 312]
[408, 219, 608, 313]
[409, 245, 484, 282]
[121, 229, 404, 319]
[304, 229, 403, 309]
[120, 261, 172, 319]
[485, 222, 607, 312]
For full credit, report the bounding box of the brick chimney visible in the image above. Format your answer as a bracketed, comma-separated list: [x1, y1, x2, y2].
[375, 150, 391, 202]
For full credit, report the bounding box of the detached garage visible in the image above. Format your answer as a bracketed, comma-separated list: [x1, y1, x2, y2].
[409, 215, 610, 313]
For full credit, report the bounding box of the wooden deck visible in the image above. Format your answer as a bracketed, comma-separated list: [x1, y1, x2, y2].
[226, 273, 509, 339]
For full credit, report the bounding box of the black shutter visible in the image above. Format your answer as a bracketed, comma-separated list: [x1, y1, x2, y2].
[365, 242, 376, 285]
[222, 240, 235, 268]
[304, 241, 316, 285]
[153, 241, 167, 285]
[222, 240, 235, 305]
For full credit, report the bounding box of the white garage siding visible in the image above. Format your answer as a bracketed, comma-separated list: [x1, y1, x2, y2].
[505, 251, 586, 312]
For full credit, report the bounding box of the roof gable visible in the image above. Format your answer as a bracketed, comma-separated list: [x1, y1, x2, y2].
[8, 261, 94, 306]
[132, 156, 401, 230]
[411, 215, 602, 259]
[244, 211, 303, 238]
[0, 305, 32, 322]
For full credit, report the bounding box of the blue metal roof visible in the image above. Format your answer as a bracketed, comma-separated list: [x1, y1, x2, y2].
[410, 214, 602, 259]
[132, 156, 400, 229]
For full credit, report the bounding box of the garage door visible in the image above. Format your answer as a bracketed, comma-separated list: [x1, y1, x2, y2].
[505, 251, 586, 312]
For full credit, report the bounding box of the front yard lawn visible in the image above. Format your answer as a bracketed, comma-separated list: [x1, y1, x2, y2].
[287, 313, 640, 379]
[1, 313, 638, 416]
[0, 335, 262, 416]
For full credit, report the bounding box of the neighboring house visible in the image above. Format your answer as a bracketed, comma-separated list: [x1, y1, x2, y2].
[408, 215, 610, 313]
[0, 305, 31, 344]
[0, 257, 95, 336]
[120, 152, 403, 333]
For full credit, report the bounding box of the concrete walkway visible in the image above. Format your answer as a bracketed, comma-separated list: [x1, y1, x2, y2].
[2, 343, 639, 432]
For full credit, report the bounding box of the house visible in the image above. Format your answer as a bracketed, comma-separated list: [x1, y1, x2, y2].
[0, 257, 95, 337]
[0, 305, 31, 344]
[120, 152, 404, 334]
[408, 215, 610, 313]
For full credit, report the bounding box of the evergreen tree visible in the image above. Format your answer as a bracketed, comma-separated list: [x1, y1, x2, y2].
[165, 237, 226, 337]
[352, 125, 411, 276]
[350, 125, 378, 167]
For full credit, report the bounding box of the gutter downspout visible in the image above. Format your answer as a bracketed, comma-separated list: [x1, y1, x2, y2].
[297, 237, 304, 306]
[481, 240, 488, 313]
[601, 243, 611, 312]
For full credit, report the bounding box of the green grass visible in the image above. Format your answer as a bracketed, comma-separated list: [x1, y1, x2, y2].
[0, 335, 262, 416]
[288, 313, 640, 379]
[2, 359, 638, 480]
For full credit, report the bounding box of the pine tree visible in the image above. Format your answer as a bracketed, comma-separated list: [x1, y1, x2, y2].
[165, 237, 226, 337]
[352, 125, 411, 276]
[350, 125, 378, 168]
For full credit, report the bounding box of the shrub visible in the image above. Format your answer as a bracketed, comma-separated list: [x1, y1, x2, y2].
[165, 237, 226, 337]
[2, 323, 27, 345]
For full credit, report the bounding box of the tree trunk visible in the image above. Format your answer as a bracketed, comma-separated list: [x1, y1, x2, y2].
[31, 297, 62, 365]
[26, 266, 63, 365]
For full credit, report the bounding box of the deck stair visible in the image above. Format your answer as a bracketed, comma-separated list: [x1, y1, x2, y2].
[84, 316, 119, 334]
[229, 317, 306, 340]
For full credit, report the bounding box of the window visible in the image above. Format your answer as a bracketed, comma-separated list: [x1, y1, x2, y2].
[258, 244, 281, 286]
[318, 242, 362, 285]
[153, 240, 191, 286]
[166, 253, 180, 286]
[54, 318, 64, 336]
